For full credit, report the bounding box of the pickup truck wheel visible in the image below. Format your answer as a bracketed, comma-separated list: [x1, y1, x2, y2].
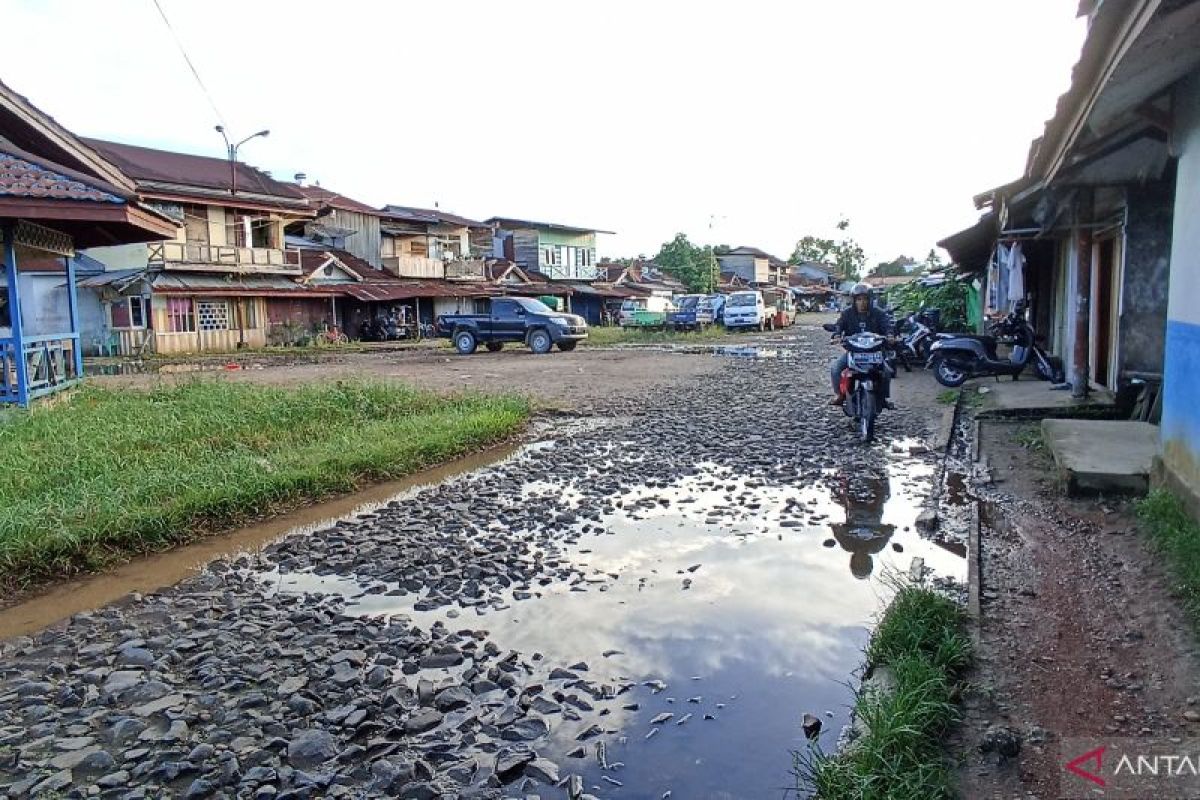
[485, 342, 504, 353]
[453, 329, 477, 355]
[528, 328, 553, 354]
[558, 340, 577, 352]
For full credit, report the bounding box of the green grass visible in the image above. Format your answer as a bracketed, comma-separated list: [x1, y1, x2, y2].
[936, 389, 960, 406]
[1013, 423, 1045, 452]
[0, 381, 528, 585]
[797, 583, 971, 800]
[1138, 490, 1200, 625]
[583, 325, 737, 347]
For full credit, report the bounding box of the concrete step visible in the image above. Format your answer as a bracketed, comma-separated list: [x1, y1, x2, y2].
[1041, 419, 1159, 496]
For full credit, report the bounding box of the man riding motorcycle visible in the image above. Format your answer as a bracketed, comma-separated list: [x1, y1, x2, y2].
[829, 283, 894, 407]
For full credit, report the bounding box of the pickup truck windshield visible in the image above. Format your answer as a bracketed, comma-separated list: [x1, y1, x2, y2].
[676, 296, 699, 310]
[503, 298, 554, 314]
[728, 294, 757, 307]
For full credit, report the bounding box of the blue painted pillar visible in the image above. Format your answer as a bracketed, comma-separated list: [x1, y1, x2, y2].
[2, 222, 29, 406]
[64, 254, 83, 379]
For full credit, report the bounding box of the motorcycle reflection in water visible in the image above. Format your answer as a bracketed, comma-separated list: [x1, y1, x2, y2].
[828, 473, 896, 579]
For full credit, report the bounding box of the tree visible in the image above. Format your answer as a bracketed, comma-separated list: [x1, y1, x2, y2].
[653, 233, 717, 293]
[869, 255, 917, 278]
[920, 248, 946, 274]
[789, 217, 866, 280]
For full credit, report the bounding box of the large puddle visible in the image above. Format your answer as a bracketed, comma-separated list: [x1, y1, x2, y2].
[252, 457, 965, 798]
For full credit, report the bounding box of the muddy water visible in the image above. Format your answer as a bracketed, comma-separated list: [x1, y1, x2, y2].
[0, 442, 520, 640]
[254, 456, 966, 799]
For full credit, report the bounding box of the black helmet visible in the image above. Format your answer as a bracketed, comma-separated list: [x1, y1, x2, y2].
[850, 283, 872, 297]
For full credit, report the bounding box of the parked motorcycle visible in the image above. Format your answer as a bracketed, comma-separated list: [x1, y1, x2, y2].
[824, 323, 891, 443]
[895, 307, 941, 369]
[927, 300, 1064, 387]
[361, 316, 404, 342]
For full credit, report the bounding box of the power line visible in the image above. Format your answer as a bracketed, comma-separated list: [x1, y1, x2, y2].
[150, 0, 225, 126]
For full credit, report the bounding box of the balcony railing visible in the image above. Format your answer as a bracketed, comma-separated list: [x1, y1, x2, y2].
[541, 264, 599, 281]
[148, 241, 301, 274]
[444, 259, 490, 280]
[1, 334, 81, 405]
[383, 255, 445, 279]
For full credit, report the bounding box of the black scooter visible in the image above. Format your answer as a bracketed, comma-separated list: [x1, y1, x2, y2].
[926, 301, 1063, 387]
[824, 323, 891, 443]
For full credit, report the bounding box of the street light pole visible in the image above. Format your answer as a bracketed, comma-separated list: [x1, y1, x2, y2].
[214, 125, 269, 196]
[213, 126, 269, 351]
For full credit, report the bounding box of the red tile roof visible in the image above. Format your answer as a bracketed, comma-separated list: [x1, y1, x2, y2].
[0, 148, 125, 202]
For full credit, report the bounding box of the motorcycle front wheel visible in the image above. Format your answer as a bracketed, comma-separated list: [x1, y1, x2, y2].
[932, 356, 968, 388]
[858, 390, 877, 443]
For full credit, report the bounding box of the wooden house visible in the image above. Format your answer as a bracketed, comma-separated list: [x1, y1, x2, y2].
[716, 246, 789, 287]
[79, 139, 316, 355]
[487, 217, 612, 282]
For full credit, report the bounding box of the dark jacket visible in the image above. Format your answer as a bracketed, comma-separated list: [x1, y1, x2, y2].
[835, 304, 891, 337]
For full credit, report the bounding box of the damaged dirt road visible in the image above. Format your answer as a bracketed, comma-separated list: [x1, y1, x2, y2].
[952, 416, 1200, 799]
[1, 324, 964, 799]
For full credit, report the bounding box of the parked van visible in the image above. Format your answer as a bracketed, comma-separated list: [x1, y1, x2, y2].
[619, 295, 673, 327]
[722, 290, 775, 331]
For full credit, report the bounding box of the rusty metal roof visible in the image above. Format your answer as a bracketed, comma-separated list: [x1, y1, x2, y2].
[83, 138, 308, 206]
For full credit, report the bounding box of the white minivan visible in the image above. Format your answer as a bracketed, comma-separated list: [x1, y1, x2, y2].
[722, 290, 774, 331]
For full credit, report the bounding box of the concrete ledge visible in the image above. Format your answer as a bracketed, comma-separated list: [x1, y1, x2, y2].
[1042, 419, 1159, 496]
[1152, 456, 1200, 522]
[976, 378, 1116, 420]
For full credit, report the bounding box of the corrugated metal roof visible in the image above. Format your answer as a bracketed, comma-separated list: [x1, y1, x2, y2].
[486, 216, 615, 235]
[342, 280, 491, 302]
[291, 184, 381, 215]
[77, 268, 145, 288]
[83, 138, 307, 204]
[381, 205, 488, 228]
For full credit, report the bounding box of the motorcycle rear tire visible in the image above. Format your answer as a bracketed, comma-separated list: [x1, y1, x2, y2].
[932, 356, 968, 388]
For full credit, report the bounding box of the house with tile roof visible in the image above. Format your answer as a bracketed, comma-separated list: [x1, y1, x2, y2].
[0, 79, 176, 403]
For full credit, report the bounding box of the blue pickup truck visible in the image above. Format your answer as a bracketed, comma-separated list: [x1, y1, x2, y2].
[667, 294, 717, 331]
[436, 297, 588, 355]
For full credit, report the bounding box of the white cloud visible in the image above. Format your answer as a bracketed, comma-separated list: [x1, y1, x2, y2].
[3, 0, 1085, 263]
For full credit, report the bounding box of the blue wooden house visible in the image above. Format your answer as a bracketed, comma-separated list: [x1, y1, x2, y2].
[0, 79, 175, 406]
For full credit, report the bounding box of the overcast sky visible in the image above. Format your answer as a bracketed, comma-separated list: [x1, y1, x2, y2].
[5, 0, 1085, 264]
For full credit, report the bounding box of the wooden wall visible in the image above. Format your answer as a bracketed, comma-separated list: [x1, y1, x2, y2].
[331, 209, 383, 268]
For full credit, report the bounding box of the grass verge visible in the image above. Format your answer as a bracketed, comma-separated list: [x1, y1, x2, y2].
[583, 325, 737, 347]
[797, 583, 972, 800]
[0, 380, 528, 586]
[1137, 490, 1200, 624]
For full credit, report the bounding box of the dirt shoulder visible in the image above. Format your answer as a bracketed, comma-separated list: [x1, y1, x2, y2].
[951, 419, 1200, 798]
[89, 344, 728, 409]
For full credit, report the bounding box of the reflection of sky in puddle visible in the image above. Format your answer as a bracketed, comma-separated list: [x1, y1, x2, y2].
[256, 459, 964, 799]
